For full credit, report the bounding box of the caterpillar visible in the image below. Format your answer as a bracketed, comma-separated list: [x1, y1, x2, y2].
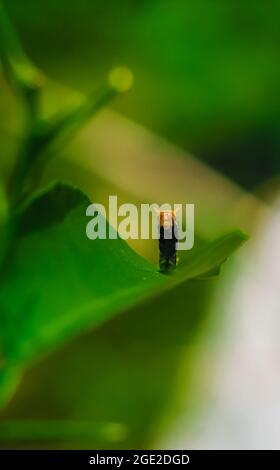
[158, 210, 178, 273]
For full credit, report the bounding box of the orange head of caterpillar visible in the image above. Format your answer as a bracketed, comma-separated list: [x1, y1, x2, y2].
[159, 210, 176, 229]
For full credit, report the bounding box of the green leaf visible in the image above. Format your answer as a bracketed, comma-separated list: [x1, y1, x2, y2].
[193, 265, 222, 280]
[0, 183, 247, 406]
[174, 230, 248, 283]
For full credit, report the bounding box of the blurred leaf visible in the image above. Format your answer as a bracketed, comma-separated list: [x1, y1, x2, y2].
[0, 182, 247, 407]
[16, 181, 87, 235]
[35, 66, 134, 158]
[33, 68, 132, 158]
[9, 68, 134, 205]
[0, 420, 126, 443]
[0, 2, 43, 93]
[193, 265, 222, 280]
[0, 180, 8, 225]
[175, 230, 248, 282]
[0, 180, 11, 267]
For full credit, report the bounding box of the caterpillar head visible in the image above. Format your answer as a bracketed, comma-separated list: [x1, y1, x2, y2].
[159, 210, 175, 228]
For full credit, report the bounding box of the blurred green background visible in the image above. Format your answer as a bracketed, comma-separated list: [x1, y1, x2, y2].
[0, 0, 279, 449]
[5, 0, 280, 189]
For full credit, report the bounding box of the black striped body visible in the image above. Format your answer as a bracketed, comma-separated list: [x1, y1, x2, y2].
[159, 224, 178, 273]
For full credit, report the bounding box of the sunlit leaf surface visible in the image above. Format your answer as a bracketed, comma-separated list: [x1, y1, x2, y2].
[0, 183, 246, 399]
